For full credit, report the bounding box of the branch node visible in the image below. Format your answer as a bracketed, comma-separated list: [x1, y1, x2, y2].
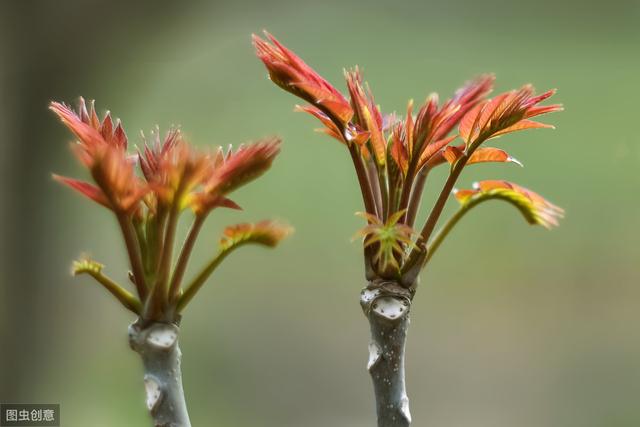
[360, 280, 413, 320]
[146, 325, 178, 350]
[368, 341, 382, 370]
[144, 375, 163, 413]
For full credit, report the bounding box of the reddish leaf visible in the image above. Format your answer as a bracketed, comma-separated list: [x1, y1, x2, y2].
[459, 102, 485, 143]
[492, 120, 554, 138]
[194, 138, 281, 214]
[139, 129, 213, 210]
[433, 75, 494, 141]
[53, 174, 110, 208]
[443, 145, 464, 164]
[253, 32, 353, 126]
[405, 100, 415, 156]
[469, 147, 521, 165]
[50, 98, 128, 153]
[458, 86, 561, 146]
[50, 102, 105, 154]
[52, 99, 148, 214]
[452, 189, 477, 203]
[294, 105, 364, 145]
[390, 123, 409, 175]
[345, 68, 386, 165]
[216, 197, 242, 210]
[417, 135, 457, 168]
[444, 146, 522, 166]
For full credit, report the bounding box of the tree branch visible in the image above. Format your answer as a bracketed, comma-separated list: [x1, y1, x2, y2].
[361, 281, 413, 427]
[129, 320, 191, 427]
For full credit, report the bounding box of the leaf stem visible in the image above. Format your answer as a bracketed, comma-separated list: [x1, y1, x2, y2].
[397, 171, 415, 222]
[378, 166, 389, 220]
[423, 200, 476, 265]
[148, 199, 182, 318]
[401, 157, 467, 283]
[116, 214, 148, 299]
[367, 160, 383, 218]
[152, 208, 168, 277]
[169, 214, 207, 303]
[405, 167, 430, 228]
[349, 144, 378, 218]
[83, 270, 142, 314]
[176, 246, 235, 313]
[401, 132, 489, 283]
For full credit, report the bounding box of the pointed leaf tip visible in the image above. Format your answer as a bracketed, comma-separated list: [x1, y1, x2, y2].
[53, 174, 111, 208]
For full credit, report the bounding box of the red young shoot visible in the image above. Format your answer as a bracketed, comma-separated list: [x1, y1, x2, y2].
[52, 99, 290, 322]
[254, 32, 561, 286]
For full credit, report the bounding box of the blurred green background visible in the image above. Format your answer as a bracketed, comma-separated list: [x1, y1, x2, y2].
[1, 0, 639, 426]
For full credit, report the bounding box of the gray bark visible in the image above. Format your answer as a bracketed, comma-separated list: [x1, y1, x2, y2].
[361, 281, 413, 427]
[129, 320, 192, 427]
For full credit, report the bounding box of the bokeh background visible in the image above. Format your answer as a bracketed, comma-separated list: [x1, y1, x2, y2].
[1, 0, 639, 426]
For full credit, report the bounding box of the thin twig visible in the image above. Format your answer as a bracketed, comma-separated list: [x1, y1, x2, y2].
[367, 159, 383, 217]
[349, 144, 378, 218]
[169, 214, 207, 302]
[147, 185, 186, 318]
[82, 269, 142, 314]
[176, 247, 234, 313]
[378, 166, 389, 220]
[116, 214, 148, 299]
[405, 167, 430, 228]
[152, 207, 168, 277]
[401, 157, 467, 283]
[423, 202, 471, 265]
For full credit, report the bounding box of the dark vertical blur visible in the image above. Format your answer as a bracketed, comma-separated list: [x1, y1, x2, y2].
[0, 0, 190, 401]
